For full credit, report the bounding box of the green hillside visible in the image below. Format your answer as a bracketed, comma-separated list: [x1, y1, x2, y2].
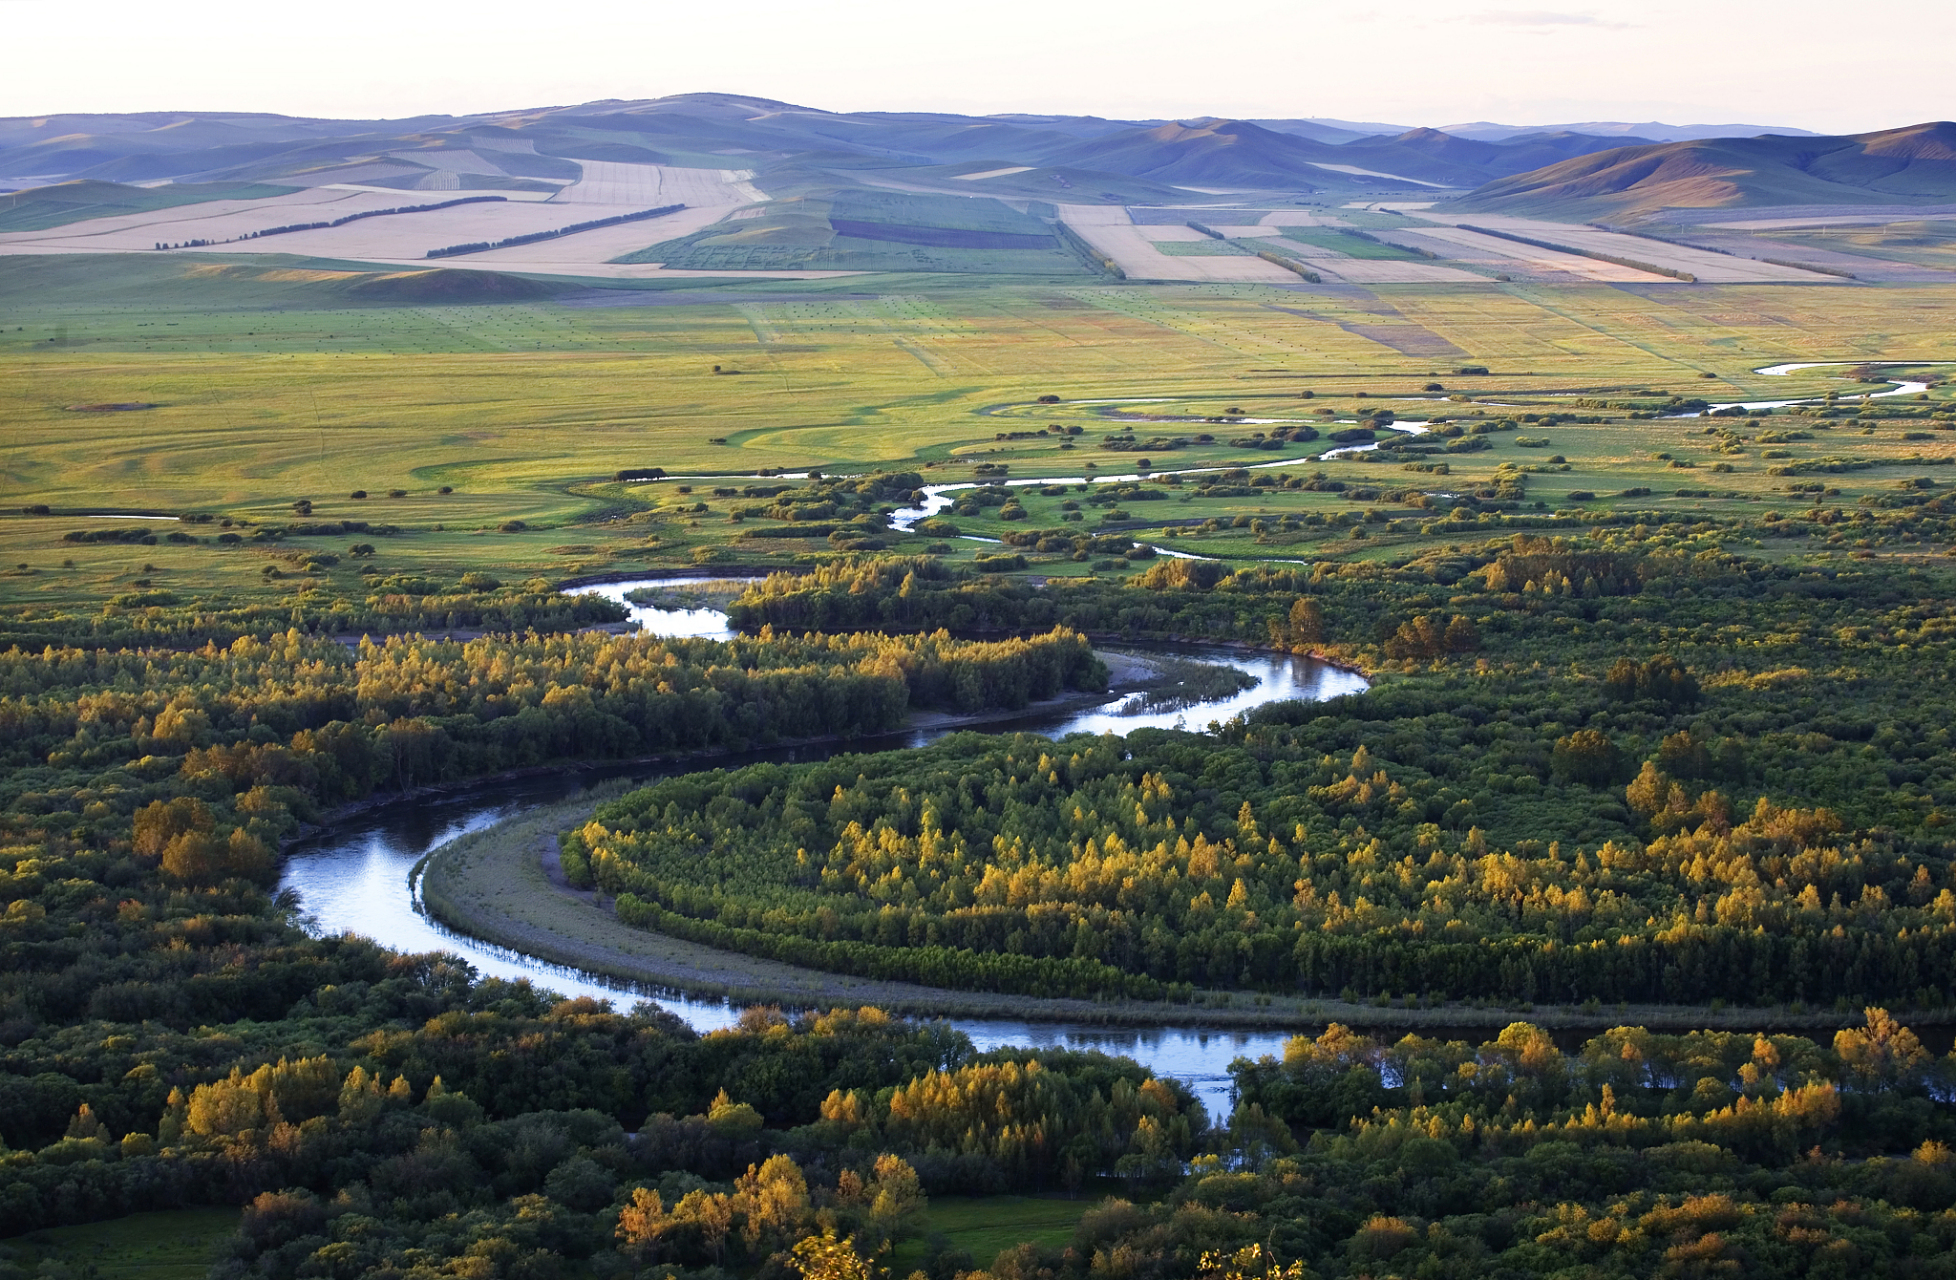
[0, 179, 296, 232]
[617, 189, 1091, 275]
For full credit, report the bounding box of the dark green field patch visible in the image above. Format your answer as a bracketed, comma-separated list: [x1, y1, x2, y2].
[832, 219, 1056, 249]
[1281, 227, 1429, 261]
[1155, 238, 1255, 256]
[889, 1196, 1094, 1274]
[4, 1208, 241, 1280]
[828, 189, 1056, 235]
[625, 190, 1085, 275]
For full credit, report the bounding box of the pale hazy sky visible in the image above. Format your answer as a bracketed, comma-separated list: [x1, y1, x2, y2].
[4, 0, 1950, 134]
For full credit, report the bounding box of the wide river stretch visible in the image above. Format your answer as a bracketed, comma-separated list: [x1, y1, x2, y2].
[279, 580, 1368, 1115]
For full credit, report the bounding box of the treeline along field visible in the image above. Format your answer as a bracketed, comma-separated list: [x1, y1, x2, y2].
[0, 577, 628, 651]
[0, 625, 1103, 837]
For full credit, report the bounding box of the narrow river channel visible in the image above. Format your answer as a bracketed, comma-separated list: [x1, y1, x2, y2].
[278, 580, 1367, 1116]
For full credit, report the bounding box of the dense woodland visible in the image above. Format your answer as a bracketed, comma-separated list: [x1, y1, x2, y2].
[0, 577, 628, 651]
[3, 513, 1956, 1277]
[581, 531, 1956, 1008]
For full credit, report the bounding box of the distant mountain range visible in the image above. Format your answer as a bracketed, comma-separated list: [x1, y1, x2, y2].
[0, 96, 1808, 195]
[1439, 121, 1823, 143]
[1456, 122, 1956, 219]
[0, 95, 1945, 221]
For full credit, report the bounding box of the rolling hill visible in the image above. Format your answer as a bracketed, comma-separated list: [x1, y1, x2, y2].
[2, 97, 1941, 244]
[0, 96, 1795, 203]
[1455, 122, 1956, 219]
[1039, 119, 1361, 190]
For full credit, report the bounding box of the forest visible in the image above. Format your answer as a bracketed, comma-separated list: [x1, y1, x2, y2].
[573, 526, 1956, 1008]
[4, 515, 1956, 1279]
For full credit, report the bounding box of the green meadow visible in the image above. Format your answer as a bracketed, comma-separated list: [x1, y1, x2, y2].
[1, 251, 1952, 614]
[0, 1208, 241, 1280]
[888, 1196, 1095, 1274]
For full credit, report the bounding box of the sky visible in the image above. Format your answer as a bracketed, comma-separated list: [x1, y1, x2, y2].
[4, 0, 1951, 134]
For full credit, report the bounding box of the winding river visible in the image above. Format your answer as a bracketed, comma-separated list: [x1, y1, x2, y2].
[279, 581, 1367, 1115]
[1683, 360, 1952, 416]
[886, 423, 1430, 561]
[278, 365, 1945, 1108]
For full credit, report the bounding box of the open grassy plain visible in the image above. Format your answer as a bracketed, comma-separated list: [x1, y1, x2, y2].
[2, 253, 1954, 618]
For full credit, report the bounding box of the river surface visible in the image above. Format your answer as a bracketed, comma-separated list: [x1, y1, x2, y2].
[886, 422, 1430, 560]
[1674, 359, 1953, 416]
[279, 580, 1368, 1116]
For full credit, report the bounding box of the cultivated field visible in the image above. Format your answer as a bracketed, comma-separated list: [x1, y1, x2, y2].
[0, 186, 415, 254]
[1411, 212, 1838, 282]
[0, 163, 772, 276]
[1391, 225, 1671, 281]
[1704, 210, 1956, 231]
[380, 148, 521, 179]
[12, 163, 1938, 291]
[1257, 211, 1342, 226]
[1311, 257, 1490, 283]
[0, 186, 637, 261]
[1134, 225, 1215, 242]
[1060, 205, 1301, 282]
[552, 160, 762, 207]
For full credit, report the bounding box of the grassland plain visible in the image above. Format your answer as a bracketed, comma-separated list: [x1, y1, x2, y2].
[1, 252, 1954, 619]
[0, 270, 1948, 622]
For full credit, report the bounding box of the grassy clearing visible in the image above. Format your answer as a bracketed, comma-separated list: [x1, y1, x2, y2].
[889, 1196, 1095, 1273]
[2, 1208, 241, 1280]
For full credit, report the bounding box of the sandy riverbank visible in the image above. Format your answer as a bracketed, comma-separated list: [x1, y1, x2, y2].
[417, 784, 1914, 1037]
